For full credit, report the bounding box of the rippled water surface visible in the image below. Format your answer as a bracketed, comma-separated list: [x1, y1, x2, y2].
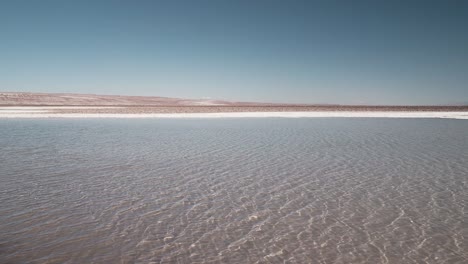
[1, 119, 467, 263]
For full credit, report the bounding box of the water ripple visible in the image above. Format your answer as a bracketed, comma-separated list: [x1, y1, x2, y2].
[0, 119, 467, 263]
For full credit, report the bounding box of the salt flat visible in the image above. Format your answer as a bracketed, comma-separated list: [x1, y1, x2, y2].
[0, 107, 467, 119]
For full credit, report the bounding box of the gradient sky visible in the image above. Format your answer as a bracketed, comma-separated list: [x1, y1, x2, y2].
[1, 0, 467, 105]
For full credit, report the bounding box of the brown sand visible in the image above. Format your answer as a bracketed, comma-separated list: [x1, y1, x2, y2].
[48, 105, 468, 115]
[1, 92, 467, 114]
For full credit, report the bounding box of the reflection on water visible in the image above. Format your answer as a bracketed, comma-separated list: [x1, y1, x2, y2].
[0, 119, 467, 263]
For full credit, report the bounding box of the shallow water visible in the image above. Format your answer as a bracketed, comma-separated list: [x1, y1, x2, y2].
[0, 119, 467, 263]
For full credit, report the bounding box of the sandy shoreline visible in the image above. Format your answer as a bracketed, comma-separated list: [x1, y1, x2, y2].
[1, 93, 467, 120]
[0, 107, 467, 119]
[1, 93, 468, 119]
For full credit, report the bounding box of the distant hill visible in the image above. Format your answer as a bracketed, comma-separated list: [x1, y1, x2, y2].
[0, 92, 259, 106]
[1, 92, 466, 110]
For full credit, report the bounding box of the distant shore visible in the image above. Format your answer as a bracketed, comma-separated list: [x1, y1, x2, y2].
[0, 106, 467, 119]
[1, 93, 467, 119]
[1, 92, 467, 110]
[1, 105, 468, 112]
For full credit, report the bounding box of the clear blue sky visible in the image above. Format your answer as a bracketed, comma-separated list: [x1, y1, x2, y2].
[1, 0, 467, 105]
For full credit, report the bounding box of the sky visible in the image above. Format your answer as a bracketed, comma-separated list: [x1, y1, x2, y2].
[1, 0, 467, 105]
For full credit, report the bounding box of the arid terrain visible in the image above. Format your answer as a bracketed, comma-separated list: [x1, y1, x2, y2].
[0, 92, 250, 107]
[1, 92, 467, 113]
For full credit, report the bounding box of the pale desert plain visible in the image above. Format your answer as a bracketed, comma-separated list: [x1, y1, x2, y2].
[1, 92, 467, 119]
